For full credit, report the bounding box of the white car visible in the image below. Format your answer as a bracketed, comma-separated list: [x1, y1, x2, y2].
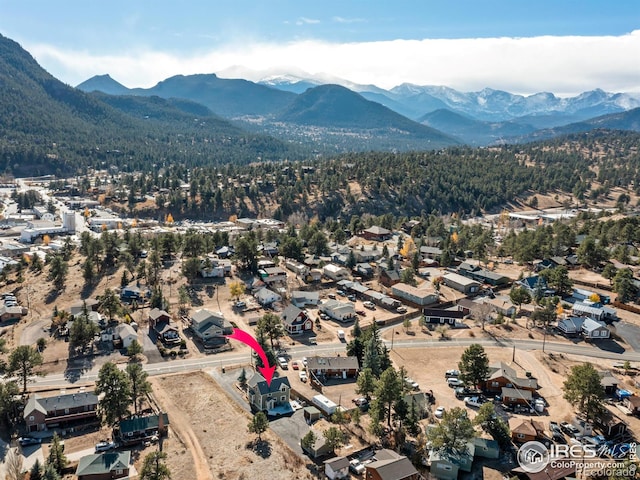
[299, 371, 308, 382]
[464, 396, 484, 408]
[363, 301, 376, 309]
[95, 441, 117, 452]
[447, 377, 464, 387]
[404, 377, 419, 390]
[277, 357, 288, 369]
[445, 369, 460, 378]
[349, 459, 365, 475]
[434, 406, 445, 419]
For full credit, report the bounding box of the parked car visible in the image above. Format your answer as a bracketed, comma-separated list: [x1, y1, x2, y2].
[455, 387, 481, 399]
[349, 459, 365, 475]
[404, 377, 419, 390]
[234, 301, 246, 309]
[396, 306, 408, 313]
[291, 361, 299, 370]
[277, 357, 288, 370]
[464, 396, 484, 408]
[336, 290, 346, 296]
[560, 422, 581, 437]
[301, 357, 308, 367]
[447, 378, 464, 387]
[363, 301, 376, 309]
[347, 294, 356, 301]
[299, 371, 308, 382]
[18, 437, 41, 447]
[549, 421, 562, 435]
[355, 309, 366, 316]
[434, 406, 445, 419]
[552, 432, 567, 444]
[445, 369, 460, 378]
[95, 441, 117, 453]
[327, 293, 336, 299]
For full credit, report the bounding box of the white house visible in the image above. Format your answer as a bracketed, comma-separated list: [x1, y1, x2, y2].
[581, 318, 610, 340]
[115, 323, 138, 349]
[290, 290, 320, 308]
[254, 288, 282, 306]
[323, 264, 350, 281]
[319, 300, 356, 322]
[324, 457, 349, 480]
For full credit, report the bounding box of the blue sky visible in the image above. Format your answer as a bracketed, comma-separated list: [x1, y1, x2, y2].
[1, 0, 639, 95]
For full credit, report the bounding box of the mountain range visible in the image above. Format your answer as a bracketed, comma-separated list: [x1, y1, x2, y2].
[78, 69, 640, 147]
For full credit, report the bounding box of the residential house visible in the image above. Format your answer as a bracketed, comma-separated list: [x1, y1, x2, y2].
[443, 272, 481, 294]
[323, 264, 350, 281]
[379, 268, 401, 288]
[483, 296, 516, 317]
[120, 284, 149, 302]
[365, 449, 421, 480]
[353, 262, 374, 278]
[199, 258, 225, 278]
[301, 426, 332, 458]
[324, 457, 350, 480]
[485, 362, 538, 394]
[557, 317, 585, 337]
[581, 318, 610, 340]
[457, 263, 511, 287]
[190, 309, 232, 347]
[254, 288, 282, 306]
[76, 451, 130, 480]
[307, 356, 359, 380]
[595, 412, 627, 439]
[456, 298, 481, 316]
[427, 438, 498, 480]
[281, 305, 313, 335]
[599, 371, 619, 395]
[473, 438, 499, 459]
[148, 309, 180, 346]
[117, 412, 169, 446]
[510, 418, 546, 443]
[24, 391, 99, 432]
[247, 373, 292, 416]
[361, 225, 392, 242]
[0, 304, 26, 323]
[391, 282, 438, 307]
[623, 396, 640, 415]
[259, 242, 279, 257]
[285, 260, 308, 277]
[517, 276, 555, 297]
[290, 290, 320, 308]
[422, 308, 466, 326]
[307, 268, 323, 282]
[572, 288, 610, 304]
[215, 245, 234, 258]
[573, 302, 615, 323]
[114, 323, 138, 349]
[69, 298, 100, 316]
[258, 266, 287, 286]
[501, 387, 533, 407]
[420, 245, 443, 260]
[319, 300, 356, 323]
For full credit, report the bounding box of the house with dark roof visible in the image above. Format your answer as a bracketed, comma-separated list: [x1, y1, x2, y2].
[117, 412, 169, 446]
[190, 309, 232, 347]
[365, 449, 421, 480]
[362, 225, 392, 241]
[422, 308, 465, 326]
[148, 308, 180, 346]
[307, 356, 359, 380]
[24, 391, 99, 432]
[443, 272, 481, 294]
[281, 305, 313, 335]
[501, 387, 533, 406]
[76, 451, 130, 480]
[247, 373, 292, 416]
[557, 317, 585, 337]
[517, 276, 555, 297]
[379, 268, 401, 288]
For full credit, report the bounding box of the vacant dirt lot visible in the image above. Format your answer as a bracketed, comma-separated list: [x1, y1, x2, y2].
[149, 372, 316, 480]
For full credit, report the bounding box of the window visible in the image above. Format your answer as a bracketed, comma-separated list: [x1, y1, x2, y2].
[437, 464, 452, 471]
[116, 469, 123, 475]
[29, 416, 34, 421]
[491, 382, 499, 387]
[64, 408, 69, 414]
[517, 433, 525, 439]
[281, 396, 285, 402]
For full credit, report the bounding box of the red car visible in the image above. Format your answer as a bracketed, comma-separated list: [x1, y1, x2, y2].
[291, 361, 299, 370]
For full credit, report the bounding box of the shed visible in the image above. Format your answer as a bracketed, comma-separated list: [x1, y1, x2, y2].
[324, 456, 350, 480]
[303, 406, 322, 423]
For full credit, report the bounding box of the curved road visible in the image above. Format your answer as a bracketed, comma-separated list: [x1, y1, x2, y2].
[30, 336, 640, 389]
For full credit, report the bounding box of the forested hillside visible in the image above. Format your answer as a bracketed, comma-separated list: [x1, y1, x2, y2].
[78, 130, 640, 222]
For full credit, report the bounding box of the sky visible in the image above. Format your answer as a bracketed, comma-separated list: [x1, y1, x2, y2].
[1, 0, 639, 96]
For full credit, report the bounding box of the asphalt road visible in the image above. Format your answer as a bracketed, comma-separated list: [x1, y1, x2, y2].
[27, 336, 640, 389]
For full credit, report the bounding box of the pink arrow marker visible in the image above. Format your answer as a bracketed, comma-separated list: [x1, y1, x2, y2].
[225, 328, 276, 385]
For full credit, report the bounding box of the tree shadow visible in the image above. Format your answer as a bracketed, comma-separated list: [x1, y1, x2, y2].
[45, 288, 63, 305]
[247, 439, 272, 458]
[64, 351, 96, 383]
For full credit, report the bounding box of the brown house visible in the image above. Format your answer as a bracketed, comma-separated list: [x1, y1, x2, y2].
[307, 356, 359, 380]
[24, 391, 99, 432]
[485, 362, 537, 394]
[362, 226, 392, 242]
[379, 269, 401, 288]
[510, 418, 545, 444]
[501, 387, 533, 406]
[148, 308, 180, 345]
[365, 449, 421, 480]
[76, 451, 130, 480]
[624, 396, 640, 415]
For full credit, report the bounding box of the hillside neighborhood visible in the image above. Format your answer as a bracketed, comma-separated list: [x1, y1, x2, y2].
[0, 175, 638, 480]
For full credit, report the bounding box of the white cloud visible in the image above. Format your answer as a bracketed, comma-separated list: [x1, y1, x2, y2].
[295, 17, 320, 26]
[332, 16, 366, 24]
[27, 31, 640, 96]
